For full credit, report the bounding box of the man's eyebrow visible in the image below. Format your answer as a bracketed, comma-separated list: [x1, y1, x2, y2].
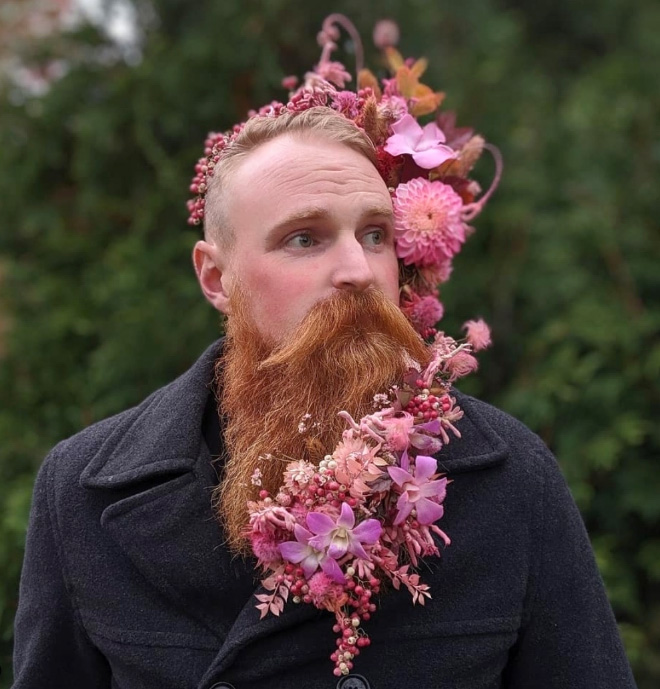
[269, 204, 394, 234]
[271, 207, 330, 230]
[362, 204, 394, 220]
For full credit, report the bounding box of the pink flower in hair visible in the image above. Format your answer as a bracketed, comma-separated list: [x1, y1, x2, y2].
[463, 319, 492, 351]
[420, 260, 453, 286]
[401, 292, 444, 334]
[384, 115, 457, 169]
[393, 178, 468, 267]
[378, 95, 409, 122]
[373, 19, 400, 49]
[331, 90, 360, 118]
[314, 60, 352, 88]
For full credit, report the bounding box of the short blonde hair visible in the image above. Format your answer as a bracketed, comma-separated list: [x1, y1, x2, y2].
[204, 106, 378, 243]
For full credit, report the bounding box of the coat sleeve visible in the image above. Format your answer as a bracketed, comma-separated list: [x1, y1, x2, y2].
[12, 448, 111, 688]
[503, 448, 637, 688]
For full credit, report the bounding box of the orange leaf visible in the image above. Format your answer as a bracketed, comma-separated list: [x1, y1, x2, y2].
[395, 66, 417, 99]
[410, 90, 445, 117]
[410, 57, 428, 79]
[385, 47, 405, 72]
[358, 69, 382, 99]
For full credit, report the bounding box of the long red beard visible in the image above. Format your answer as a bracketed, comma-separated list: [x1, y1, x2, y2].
[214, 288, 430, 553]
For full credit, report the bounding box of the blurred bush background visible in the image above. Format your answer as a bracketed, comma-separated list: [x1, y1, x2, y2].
[0, 0, 658, 685]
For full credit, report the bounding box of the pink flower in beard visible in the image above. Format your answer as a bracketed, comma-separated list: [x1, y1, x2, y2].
[388, 455, 448, 525]
[307, 503, 382, 563]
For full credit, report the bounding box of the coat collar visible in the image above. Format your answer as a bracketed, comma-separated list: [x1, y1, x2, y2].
[80, 340, 222, 489]
[80, 339, 507, 491]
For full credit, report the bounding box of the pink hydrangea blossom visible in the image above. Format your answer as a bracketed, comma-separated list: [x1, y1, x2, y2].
[393, 178, 468, 267]
[384, 114, 457, 169]
[463, 318, 492, 351]
[388, 455, 447, 525]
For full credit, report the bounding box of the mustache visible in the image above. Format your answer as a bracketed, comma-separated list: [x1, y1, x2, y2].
[260, 288, 428, 369]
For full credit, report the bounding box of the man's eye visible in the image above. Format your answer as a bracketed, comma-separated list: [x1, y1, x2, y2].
[286, 233, 315, 248]
[364, 228, 385, 246]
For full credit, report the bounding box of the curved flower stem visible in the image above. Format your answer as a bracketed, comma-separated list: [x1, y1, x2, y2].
[461, 143, 503, 222]
[320, 13, 365, 82]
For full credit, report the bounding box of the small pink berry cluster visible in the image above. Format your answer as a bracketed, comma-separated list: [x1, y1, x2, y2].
[330, 606, 374, 677]
[186, 131, 227, 226]
[404, 380, 453, 422]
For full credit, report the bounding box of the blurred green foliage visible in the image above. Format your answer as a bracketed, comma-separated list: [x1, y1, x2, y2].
[0, 0, 658, 686]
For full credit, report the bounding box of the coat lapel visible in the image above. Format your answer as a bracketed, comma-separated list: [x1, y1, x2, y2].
[80, 341, 243, 640]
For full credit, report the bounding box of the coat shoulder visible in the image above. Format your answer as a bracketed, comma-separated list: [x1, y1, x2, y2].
[42, 339, 222, 489]
[455, 392, 561, 488]
[43, 385, 169, 484]
[461, 393, 552, 455]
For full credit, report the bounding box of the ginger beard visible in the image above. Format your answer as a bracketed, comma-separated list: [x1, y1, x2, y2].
[215, 287, 431, 553]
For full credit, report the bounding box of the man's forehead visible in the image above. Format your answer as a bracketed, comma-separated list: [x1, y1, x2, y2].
[275, 203, 394, 225]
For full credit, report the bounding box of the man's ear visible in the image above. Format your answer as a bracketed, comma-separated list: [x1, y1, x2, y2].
[192, 240, 232, 314]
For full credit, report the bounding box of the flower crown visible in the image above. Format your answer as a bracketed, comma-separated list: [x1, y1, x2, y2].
[187, 14, 502, 339]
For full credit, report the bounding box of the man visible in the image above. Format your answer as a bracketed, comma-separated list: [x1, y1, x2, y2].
[13, 19, 636, 689]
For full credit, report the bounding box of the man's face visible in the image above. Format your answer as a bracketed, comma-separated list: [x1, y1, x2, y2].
[216, 134, 400, 343]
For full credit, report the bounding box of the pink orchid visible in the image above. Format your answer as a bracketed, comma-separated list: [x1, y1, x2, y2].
[279, 524, 344, 582]
[307, 502, 382, 562]
[384, 114, 457, 169]
[388, 455, 447, 526]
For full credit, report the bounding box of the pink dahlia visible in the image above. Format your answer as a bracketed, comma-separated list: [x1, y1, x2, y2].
[393, 178, 468, 267]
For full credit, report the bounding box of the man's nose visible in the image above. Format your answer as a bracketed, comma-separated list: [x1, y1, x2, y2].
[330, 238, 375, 292]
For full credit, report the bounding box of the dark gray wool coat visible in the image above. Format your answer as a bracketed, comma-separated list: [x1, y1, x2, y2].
[13, 340, 636, 689]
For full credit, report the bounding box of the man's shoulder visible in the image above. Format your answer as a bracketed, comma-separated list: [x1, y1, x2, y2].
[42, 340, 222, 485]
[459, 392, 551, 454]
[448, 390, 558, 479]
[45, 387, 166, 478]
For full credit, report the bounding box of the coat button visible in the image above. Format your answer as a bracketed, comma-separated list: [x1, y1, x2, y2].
[336, 674, 371, 689]
[209, 684, 236, 689]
